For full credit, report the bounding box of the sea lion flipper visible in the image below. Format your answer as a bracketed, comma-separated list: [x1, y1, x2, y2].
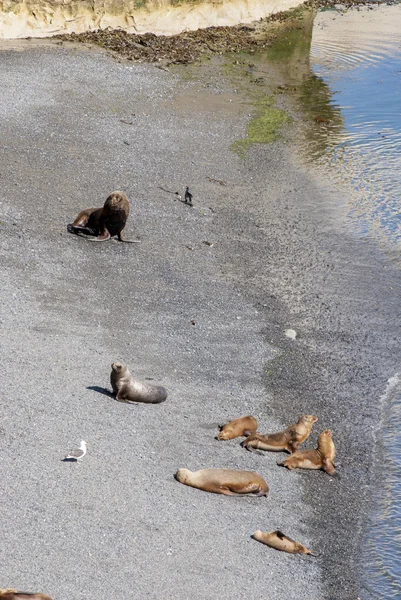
[87, 229, 111, 242]
[231, 482, 264, 496]
[67, 224, 96, 236]
[220, 489, 243, 496]
[117, 231, 141, 243]
[288, 440, 299, 453]
[115, 390, 131, 403]
[246, 447, 265, 456]
[323, 459, 337, 476]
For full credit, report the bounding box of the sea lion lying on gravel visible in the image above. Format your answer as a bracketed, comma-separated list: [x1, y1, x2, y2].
[217, 415, 258, 440]
[279, 429, 336, 475]
[0, 591, 53, 600]
[253, 530, 314, 555]
[110, 362, 167, 404]
[242, 415, 317, 453]
[67, 191, 140, 242]
[175, 468, 268, 496]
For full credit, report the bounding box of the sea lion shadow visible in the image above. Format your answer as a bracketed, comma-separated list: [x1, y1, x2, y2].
[199, 422, 221, 431]
[87, 385, 115, 399]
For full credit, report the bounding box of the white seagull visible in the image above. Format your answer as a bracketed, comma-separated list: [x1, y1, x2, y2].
[63, 440, 88, 461]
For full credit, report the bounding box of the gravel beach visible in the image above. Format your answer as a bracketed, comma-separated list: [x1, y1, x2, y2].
[0, 41, 400, 600]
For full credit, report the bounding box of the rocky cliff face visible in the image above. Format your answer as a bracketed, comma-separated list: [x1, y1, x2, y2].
[0, 0, 304, 39]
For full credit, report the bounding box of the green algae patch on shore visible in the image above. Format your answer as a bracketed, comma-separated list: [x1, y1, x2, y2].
[231, 96, 291, 157]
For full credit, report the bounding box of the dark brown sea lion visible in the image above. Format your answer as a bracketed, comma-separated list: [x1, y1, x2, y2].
[242, 415, 317, 454]
[67, 191, 140, 242]
[279, 429, 336, 475]
[175, 468, 268, 496]
[217, 415, 258, 440]
[0, 591, 53, 600]
[253, 530, 314, 555]
[110, 362, 167, 404]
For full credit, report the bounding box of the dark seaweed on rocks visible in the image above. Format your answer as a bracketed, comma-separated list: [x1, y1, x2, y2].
[58, 26, 271, 64]
[56, 1, 389, 66]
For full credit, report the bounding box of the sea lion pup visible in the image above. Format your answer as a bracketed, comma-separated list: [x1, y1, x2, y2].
[217, 415, 258, 440]
[279, 429, 336, 475]
[67, 191, 140, 242]
[110, 362, 167, 404]
[175, 468, 268, 496]
[0, 591, 53, 600]
[242, 415, 318, 454]
[253, 530, 314, 555]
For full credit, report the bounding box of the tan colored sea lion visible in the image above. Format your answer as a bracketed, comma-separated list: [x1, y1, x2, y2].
[0, 591, 53, 600]
[242, 415, 318, 453]
[217, 415, 258, 440]
[253, 530, 314, 555]
[175, 468, 268, 496]
[67, 190, 140, 242]
[279, 429, 336, 475]
[110, 362, 167, 404]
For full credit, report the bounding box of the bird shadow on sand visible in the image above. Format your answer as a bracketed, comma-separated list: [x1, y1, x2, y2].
[61, 457, 80, 462]
[87, 385, 115, 399]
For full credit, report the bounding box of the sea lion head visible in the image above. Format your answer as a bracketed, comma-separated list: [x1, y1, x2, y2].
[111, 362, 126, 374]
[318, 429, 333, 449]
[217, 429, 231, 440]
[320, 428, 332, 439]
[300, 415, 318, 425]
[175, 468, 192, 483]
[104, 191, 129, 211]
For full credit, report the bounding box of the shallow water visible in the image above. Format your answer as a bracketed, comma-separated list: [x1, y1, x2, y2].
[249, 6, 401, 597]
[307, 8, 401, 598]
[362, 375, 401, 599]
[308, 6, 401, 249]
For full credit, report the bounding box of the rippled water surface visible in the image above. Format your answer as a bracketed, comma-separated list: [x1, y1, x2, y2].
[308, 8, 401, 598]
[361, 376, 401, 599]
[308, 6, 401, 247]
[238, 9, 401, 594]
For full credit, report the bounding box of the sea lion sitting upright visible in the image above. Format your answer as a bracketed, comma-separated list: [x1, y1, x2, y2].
[175, 468, 268, 496]
[0, 590, 53, 600]
[110, 362, 167, 404]
[279, 429, 336, 475]
[242, 415, 317, 454]
[67, 190, 140, 242]
[217, 415, 258, 440]
[253, 530, 314, 555]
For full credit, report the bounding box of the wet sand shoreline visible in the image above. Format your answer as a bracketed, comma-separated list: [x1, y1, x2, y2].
[0, 25, 400, 599]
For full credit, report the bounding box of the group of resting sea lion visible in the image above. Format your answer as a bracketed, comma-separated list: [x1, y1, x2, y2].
[66, 192, 337, 556]
[3, 191, 335, 596]
[218, 414, 336, 475]
[175, 414, 336, 554]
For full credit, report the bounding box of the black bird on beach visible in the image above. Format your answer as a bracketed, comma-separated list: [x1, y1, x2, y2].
[184, 187, 193, 206]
